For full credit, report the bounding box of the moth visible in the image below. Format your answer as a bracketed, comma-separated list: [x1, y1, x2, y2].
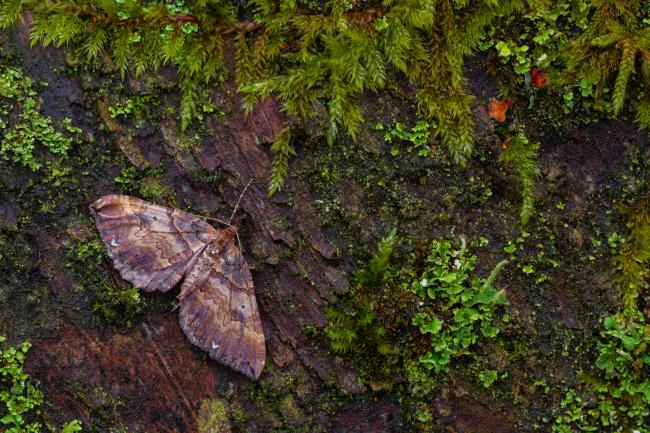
[89, 194, 265, 380]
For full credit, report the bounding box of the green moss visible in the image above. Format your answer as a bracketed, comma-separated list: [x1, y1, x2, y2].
[197, 399, 230, 433]
[410, 239, 509, 373]
[92, 282, 144, 328]
[138, 175, 174, 203]
[0, 0, 548, 194]
[613, 196, 650, 312]
[354, 227, 397, 288]
[66, 233, 145, 328]
[324, 229, 396, 355]
[0, 336, 81, 433]
[0, 66, 81, 171]
[403, 359, 437, 398]
[498, 131, 540, 227]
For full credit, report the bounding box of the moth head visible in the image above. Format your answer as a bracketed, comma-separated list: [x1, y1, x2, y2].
[208, 224, 236, 241]
[223, 225, 238, 236]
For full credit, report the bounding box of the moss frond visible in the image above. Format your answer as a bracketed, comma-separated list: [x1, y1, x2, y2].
[612, 41, 637, 115]
[499, 132, 540, 227]
[613, 197, 650, 312]
[635, 95, 650, 129]
[355, 227, 397, 288]
[268, 127, 295, 197]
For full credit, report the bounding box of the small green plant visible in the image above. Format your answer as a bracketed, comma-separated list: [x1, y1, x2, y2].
[0, 337, 43, 433]
[324, 229, 396, 355]
[495, 40, 532, 75]
[268, 127, 295, 196]
[613, 196, 650, 312]
[554, 312, 650, 433]
[499, 132, 540, 226]
[410, 239, 508, 373]
[0, 336, 81, 433]
[478, 369, 498, 388]
[61, 420, 82, 433]
[92, 282, 144, 328]
[324, 298, 391, 355]
[354, 227, 397, 288]
[561, 91, 574, 113]
[382, 120, 436, 157]
[108, 95, 151, 119]
[114, 166, 139, 187]
[553, 390, 592, 433]
[0, 67, 81, 171]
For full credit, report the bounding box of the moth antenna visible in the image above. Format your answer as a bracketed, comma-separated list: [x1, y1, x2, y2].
[235, 230, 243, 255]
[200, 215, 232, 226]
[188, 178, 253, 228]
[229, 178, 253, 225]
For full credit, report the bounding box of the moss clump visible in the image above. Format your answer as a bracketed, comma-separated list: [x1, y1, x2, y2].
[66, 235, 145, 328]
[197, 399, 231, 433]
[92, 282, 144, 328]
[0, 66, 81, 171]
[554, 192, 650, 433]
[613, 196, 650, 312]
[0, 336, 81, 433]
[498, 131, 540, 227]
[324, 228, 396, 356]
[0, 0, 545, 194]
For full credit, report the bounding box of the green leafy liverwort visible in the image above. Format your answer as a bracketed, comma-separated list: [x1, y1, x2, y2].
[0, 67, 81, 171]
[553, 312, 650, 433]
[1, 336, 82, 433]
[411, 239, 508, 373]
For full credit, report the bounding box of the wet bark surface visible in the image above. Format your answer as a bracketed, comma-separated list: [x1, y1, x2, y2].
[0, 19, 648, 433]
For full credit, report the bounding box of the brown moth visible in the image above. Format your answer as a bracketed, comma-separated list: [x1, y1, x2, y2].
[89, 194, 265, 380]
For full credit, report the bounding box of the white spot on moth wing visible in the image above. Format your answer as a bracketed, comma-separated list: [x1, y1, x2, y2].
[225, 254, 240, 266]
[211, 341, 220, 350]
[110, 238, 118, 247]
